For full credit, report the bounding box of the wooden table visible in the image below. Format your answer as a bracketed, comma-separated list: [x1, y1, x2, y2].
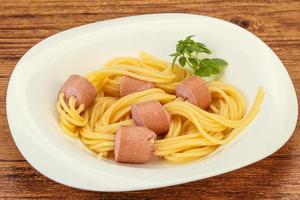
[1, 0, 299, 199]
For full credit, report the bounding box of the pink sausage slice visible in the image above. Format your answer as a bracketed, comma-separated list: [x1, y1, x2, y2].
[131, 100, 171, 135]
[59, 74, 97, 108]
[114, 126, 156, 164]
[176, 76, 211, 109]
[120, 76, 155, 97]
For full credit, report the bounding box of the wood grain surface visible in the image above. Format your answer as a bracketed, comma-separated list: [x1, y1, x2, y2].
[1, 0, 299, 199]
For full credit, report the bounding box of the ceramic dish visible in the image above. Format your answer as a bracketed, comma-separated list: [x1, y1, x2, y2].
[6, 13, 298, 191]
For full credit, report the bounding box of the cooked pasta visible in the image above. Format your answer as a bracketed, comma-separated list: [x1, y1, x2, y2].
[56, 52, 264, 163]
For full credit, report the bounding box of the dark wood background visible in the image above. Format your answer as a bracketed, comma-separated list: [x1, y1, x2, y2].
[0, 0, 299, 199]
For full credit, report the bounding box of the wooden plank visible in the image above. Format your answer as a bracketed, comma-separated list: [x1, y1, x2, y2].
[0, 0, 299, 199]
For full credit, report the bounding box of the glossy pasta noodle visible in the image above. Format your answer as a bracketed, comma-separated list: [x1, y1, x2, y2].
[56, 52, 264, 164]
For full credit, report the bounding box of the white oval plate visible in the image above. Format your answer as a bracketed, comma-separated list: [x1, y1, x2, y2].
[7, 13, 298, 191]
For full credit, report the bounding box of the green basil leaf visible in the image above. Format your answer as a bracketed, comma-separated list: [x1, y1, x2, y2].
[179, 57, 186, 67]
[212, 58, 228, 72]
[195, 67, 211, 77]
[176, 44, 184, 54]
[170, 35, 228, 78]
[210, 65, 220, 74]
[188, 57, 198, 69]
[200, 58, 213, 68]
[212, 58, 228, 67]
[186, 35, 195, 41]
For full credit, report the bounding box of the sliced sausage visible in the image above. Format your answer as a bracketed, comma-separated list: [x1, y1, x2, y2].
[114, 126, 156, 164]
[120, 76, 155, 97]
[176, 76, 211, 109]
[59, 74, 97, 108]
[131, 100, 170, 135]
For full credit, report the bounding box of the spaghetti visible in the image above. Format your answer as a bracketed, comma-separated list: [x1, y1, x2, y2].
[56, 52, 264, 163]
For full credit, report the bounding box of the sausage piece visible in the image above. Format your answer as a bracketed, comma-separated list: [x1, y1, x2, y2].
[131, 100, 170, 135]
[59, 74, 97, 108]
[114, 126, 156, 164]
[176, 76, 211, 109]
[120, 76, 155, 97]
